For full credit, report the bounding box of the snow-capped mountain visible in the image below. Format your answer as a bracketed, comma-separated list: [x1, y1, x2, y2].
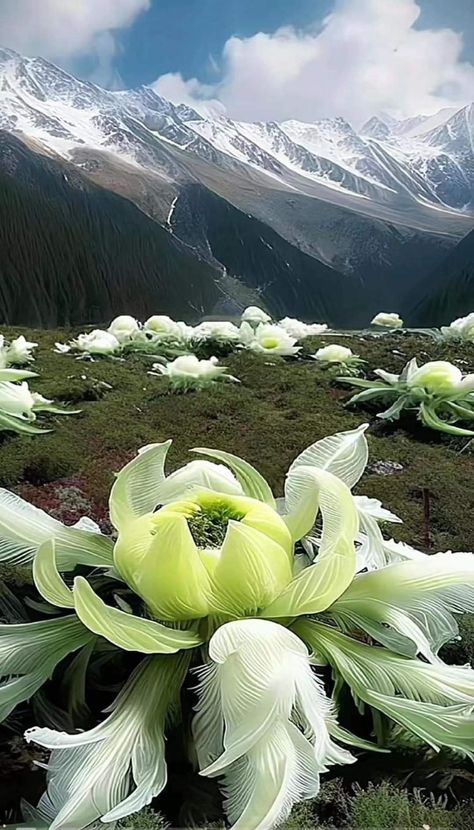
[1, 45, 473, 221]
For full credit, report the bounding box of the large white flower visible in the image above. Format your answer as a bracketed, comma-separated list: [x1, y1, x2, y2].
[371, 312, 404, 328]
[279, 317, 328, 339]
[241, 322, 300, 357]
[407, 361, 463, 393]
[143, 315, 187, 341]
[241, 306, 272, 327]
[107, 315, 140, 343]
[191, 321, 241, 344]
[72, 330, 121, 356]
[153, 355, 239, 390]
[440, 312, 474, 342]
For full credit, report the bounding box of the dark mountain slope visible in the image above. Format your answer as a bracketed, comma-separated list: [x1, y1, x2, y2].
[0, 132, 221, 326]
[171, 184, 360, 325]
[408, 226, 474, 325]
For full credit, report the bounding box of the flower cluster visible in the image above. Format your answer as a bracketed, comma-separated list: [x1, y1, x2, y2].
[54, 308, 329, 360]
[0, 425, 473, 829]
[0, 368, 78, 435]
[0, 334, 37, 368]
[338, 359, 474, 435]
[440, 312, 474, 343]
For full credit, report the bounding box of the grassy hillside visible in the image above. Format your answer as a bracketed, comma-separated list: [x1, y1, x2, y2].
[1, 327, 473, 552]
[1, 326, 474, 827]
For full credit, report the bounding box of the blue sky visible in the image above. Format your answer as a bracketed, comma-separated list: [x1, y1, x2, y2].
[112, 0, 474, 89]
[1, 0, 473, 123]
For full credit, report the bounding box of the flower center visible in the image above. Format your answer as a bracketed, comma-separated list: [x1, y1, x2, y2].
[187, 501, 245, 548]
[261, 337, 279, 349]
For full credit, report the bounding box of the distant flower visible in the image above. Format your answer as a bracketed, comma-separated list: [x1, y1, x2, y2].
[151, 354, 239, 391]
[371, 312, 404, 329]
[107, 315, 140, 343]
[191, 321, 241, 344]
[314, 344, 353, 364]
[0, 334, 37, 368]
[0, 369, 77, 434]
[241, 322, 300, 357]
[339, 357, 474, 436]
[143, 315, 187, 341]
[72, 330, 121, 356]
[241, 306, 272, 326]
[312, 344, 364, 374]
[440, 312, 474, 343]
[279, 317, 328, 339]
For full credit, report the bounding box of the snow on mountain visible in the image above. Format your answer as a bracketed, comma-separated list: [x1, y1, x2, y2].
[0, 45, 472, 216]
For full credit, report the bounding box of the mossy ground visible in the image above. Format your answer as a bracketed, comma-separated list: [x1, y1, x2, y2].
[1, 327, 473, 553]
[1, 326, 474, 828]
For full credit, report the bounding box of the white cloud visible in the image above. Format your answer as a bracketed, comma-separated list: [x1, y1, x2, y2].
[0, 0, 150, 86]
[152, 73, 225, 118]
[152, 0, 474, 124]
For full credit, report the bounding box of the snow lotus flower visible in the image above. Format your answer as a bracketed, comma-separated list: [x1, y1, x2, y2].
[0, 334, 37, 368]
[440, 312, 474, 343]
[190, 320, 241, 344]
[371, 312, 404, 328]
[143, 315, 187, 341]
[4, 335, 38, 366]
[0, 369, 77, 434]
[152, 354, 239, 391]
[57, 329, 121, 357]
[1, 425, 474, 829]
[313, 344, 364, 375]
[107, 315, 140, 343]
[339, 358, 474, 435]
[240, 322, 300, 357]
[241, 305, 272, 326]
[279, 317, 329, 339]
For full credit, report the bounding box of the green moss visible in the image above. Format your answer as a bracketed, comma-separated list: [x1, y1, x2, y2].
[351, 783, 470, 830]
[0, 327, 473, 554]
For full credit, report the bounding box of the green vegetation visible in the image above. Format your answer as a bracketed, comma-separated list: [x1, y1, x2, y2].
[1, 328, 473, 553]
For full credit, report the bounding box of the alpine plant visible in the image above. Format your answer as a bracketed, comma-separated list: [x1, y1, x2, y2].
[312, 345, 365, 375]
[0, 369, 77, 434]
[1, 426, 474, 829]
[150, 355, 240, 391]
[338, 358, 474, 436]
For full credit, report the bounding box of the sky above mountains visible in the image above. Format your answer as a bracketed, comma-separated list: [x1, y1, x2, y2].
[0, 0, 473, 125]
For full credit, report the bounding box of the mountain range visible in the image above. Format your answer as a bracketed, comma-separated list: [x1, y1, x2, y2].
[0, 45, 473, 327]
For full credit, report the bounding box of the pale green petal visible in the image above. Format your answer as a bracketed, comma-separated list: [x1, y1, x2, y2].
[192, 447, 275, 506]
[0, 489, 64, 565]
[0, 489, 113, 569]
[33, 540, 74, 608]
[287, 423, 369, 489]
[0, 615, 93, 721]
[109, 441, 172, 531]
[27, 654, 189, 829]
[221, 721, 321, 830]
[114, 513, 213, 620]
[294, 619, 474, 756]
[329, 551, 474, 659]
[211, 521, 292, 615]
[263, 470, 358, 616]
[196, 619, 351, 776]
[72, 577, 202, 652]
[153, 459, 243, 504]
